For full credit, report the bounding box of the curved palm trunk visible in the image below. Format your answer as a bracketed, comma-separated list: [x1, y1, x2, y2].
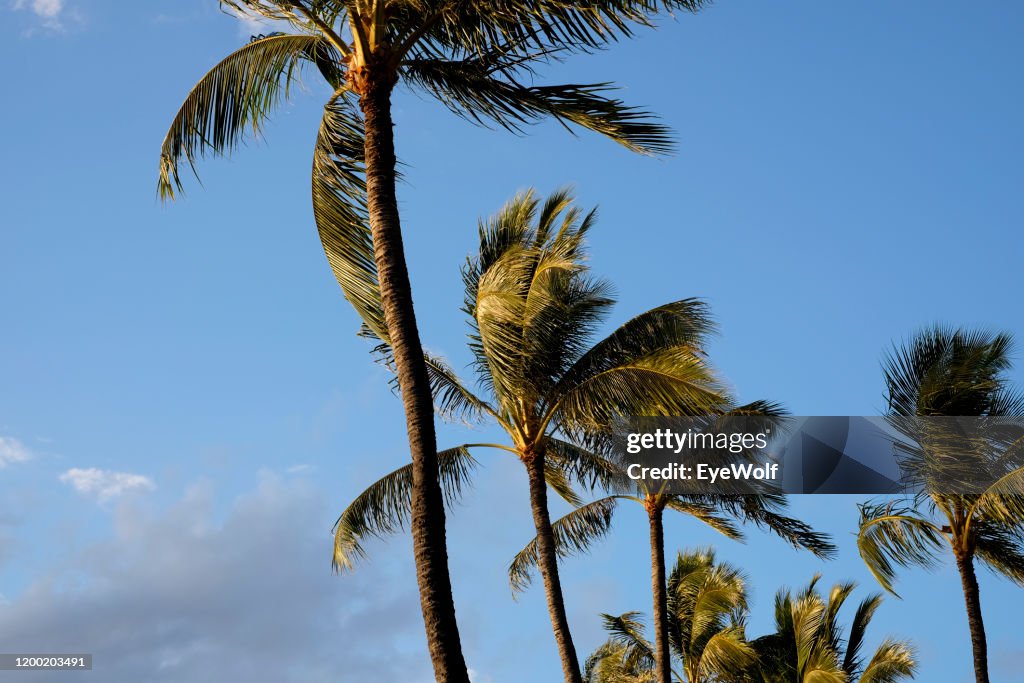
[359, 66, 470, 683]
[648, 503, 672, 683]
[955, 551, 989, 683]
[525, 452, 584, 683]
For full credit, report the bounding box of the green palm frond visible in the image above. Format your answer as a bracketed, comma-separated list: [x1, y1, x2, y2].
[553, 299, 717, 399]
[551, 346, 729, 437]
[973, 522, 1024, 586]
[312, 96, 387, 339]
[159, 33, 335, 199]
[883, 326, 1016, 417]
[969, 464, 1024, 528]
[509, 496, 619, 593]
[332, 445, 478, 572]
[858, 638, 917, 683]
[716, 495, 838, 559]
[545, 437, 630, 492]
[856, 502, 945, 595]
[600, 612, 656, 670]
[664, 498, 743, 541]
[695, 628, 756, 682]
[842, 593, 883, 676]
[404, 58, 673, 155]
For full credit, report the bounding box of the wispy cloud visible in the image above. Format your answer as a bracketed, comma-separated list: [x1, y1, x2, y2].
[286, 464, 313, 474]
[11, 0, 66, 30]
[0, 437, 31, 468]
[59, 468, 155, 502]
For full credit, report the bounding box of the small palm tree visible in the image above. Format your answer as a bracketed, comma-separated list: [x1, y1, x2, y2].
[856, 327, 1024, 683]
[585, 548, 753, 683]
[511, 461, 835, 682]
[334, 189, 734, 682]
[158, 4, 710, 679]
[746, 577, 916, 683]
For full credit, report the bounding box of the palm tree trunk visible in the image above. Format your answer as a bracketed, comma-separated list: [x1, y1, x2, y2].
[359, 64, 470, 683]
[648, 502, 672, 683]
[955, 551, 989, 683]
[525, 451, 584, 683]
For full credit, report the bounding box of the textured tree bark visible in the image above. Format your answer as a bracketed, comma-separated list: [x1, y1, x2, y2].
[648, 503, 672, 683]
[525, 452, 584, 683]
[359, 64, 470, 683]
[955, 551, 989, 683]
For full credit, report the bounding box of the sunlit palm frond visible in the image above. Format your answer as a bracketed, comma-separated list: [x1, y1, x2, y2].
[159, 34, 335, 199]
[857, 638, 917, 683]
[554, 299, 717, 399]
[856, 502, 945, 595]
[509, 496, 619, 593]
[332, 446, 478, 572]
[311, 95, 388, 339]
[552, 346, 729, 438]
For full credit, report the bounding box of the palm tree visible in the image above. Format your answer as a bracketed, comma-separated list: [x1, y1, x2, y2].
[745, 577, 916, 683]
[856, 327, 1024, 683]
[334, 189, 737, 682]
[157, 3, 711, 679]
[512, 462, 835, 682]
[585, 548, 753, 683]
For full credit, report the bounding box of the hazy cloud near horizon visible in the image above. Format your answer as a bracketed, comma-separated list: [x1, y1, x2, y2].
[0, 474, 435, 682]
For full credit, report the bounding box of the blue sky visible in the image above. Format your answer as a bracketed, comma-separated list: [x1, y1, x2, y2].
[2, 1, 1023, 681]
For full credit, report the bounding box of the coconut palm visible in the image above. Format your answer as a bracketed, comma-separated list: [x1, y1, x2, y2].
[511, 454, 835, 683]
[856, 327, 1024, 683]
[334, 189, 736, 682]
[157, 3, 710, 679]
[745, 577, 917, 683]
[585, 548, 753, 683]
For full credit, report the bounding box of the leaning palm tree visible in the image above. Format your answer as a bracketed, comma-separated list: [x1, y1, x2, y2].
[334, 189, 734, 682]
[856, 327, 1024, 683]
[745, 576, 917, 683]
[585, 548, 753, 683]
[157, 3, 710, 679]
[511, 453, 835, 683]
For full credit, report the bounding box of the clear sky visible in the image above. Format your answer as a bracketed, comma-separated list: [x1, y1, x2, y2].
[2, 1, 1023, 681]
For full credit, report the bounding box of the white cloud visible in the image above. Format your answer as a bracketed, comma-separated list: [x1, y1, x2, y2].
[0, 437, 31, 468]
[59, 468, 155, 502]
[286, 463, 312, 474]
[11, 0, 65, 29]
[0, 475, 431, 682]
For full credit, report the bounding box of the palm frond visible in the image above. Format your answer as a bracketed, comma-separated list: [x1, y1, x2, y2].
[509, 496, 619, 593]
[856, 501, 946, 595]
[159, 33, 335, 199]
[842, 593, 883, 676]
[404, 58, 674, 155]
[858, 638, 917, 683]
[332, 446, 478, 571]
[973, 522, 1024, 586]
[312, 95, 388, 339]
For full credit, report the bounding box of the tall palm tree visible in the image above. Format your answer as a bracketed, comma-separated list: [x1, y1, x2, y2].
[334, 189, 734, 682]
[856, 327, 1024, 683]
[585, 549, 754, 683]
[511, 465, 835, 682]
[745, 577, 917, 683]
[157, 3, 710, 680]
